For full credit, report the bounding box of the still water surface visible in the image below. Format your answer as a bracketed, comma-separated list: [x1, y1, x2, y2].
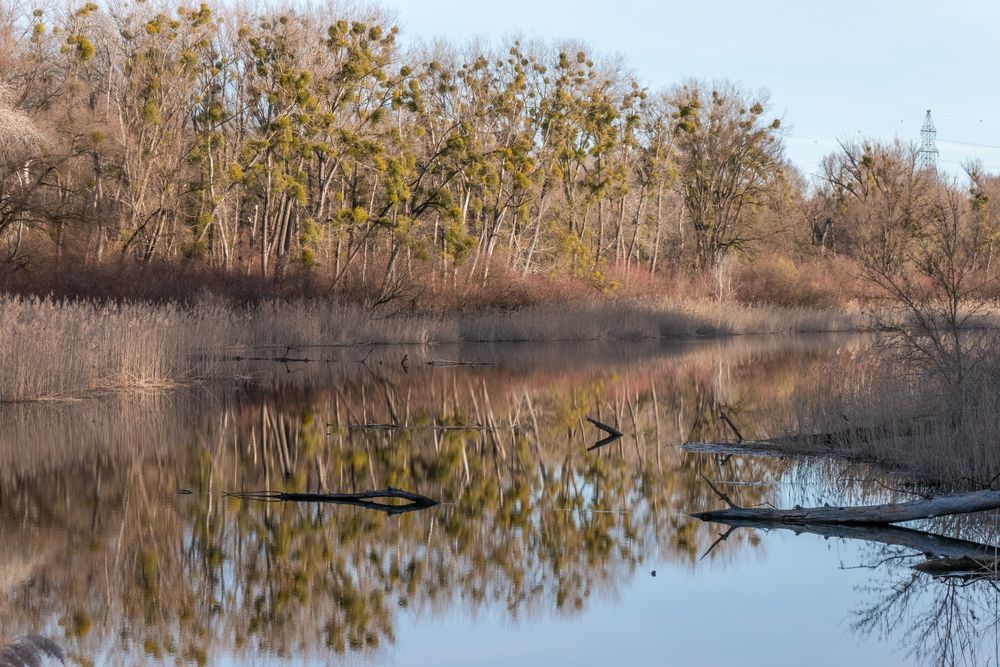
[2, 336, 998, 666]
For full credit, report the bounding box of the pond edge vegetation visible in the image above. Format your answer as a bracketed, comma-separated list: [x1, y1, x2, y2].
[0, 294, 865, 402]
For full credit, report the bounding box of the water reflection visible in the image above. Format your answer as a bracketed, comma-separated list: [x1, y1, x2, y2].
[849, 531, 1000, 667]
[0, 335, 993, 665]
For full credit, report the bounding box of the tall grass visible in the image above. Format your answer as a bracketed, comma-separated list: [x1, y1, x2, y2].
[0, 297, 214, 401]
[0, 294, 866, 401]
[788, 353, 1000, 487]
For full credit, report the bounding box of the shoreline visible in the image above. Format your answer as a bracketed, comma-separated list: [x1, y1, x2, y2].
[0, 295, 865, 403]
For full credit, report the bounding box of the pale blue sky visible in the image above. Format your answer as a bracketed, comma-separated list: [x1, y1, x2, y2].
[383, 0, 1000, 179]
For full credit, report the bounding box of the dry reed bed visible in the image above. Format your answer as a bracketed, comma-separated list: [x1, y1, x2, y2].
[788, 356, 1000, 487]
[0, 295, 865, 401]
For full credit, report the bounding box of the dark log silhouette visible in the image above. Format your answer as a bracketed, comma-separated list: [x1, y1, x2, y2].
[273, 346, 311, 363]
[216, 348, 311, 363]
[695, 488, 1000, 525]
[701, 517, 1000, 559]
[586, 416, 623, 451]
[718, 409, 744, 442]
[698, 515, 1000, 579]
[426, 359, 496, 367]
[694, 488, 1000, 525]
[684, 415, 946, 458]
[226, 487, 439, 515]
[348, 423, 399, 430]
[340, 423, 514, 432]
[914, 556, 1000, 578]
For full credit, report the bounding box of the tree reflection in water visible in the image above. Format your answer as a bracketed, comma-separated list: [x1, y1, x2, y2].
[848, 532, 1000, 667]
[1, 335, 985, 665]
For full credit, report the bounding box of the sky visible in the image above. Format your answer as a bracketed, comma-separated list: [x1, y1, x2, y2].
[379, 0, 1000, 180]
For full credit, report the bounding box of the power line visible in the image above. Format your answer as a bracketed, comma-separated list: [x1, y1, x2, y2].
[938, 158, 1000, 172]
[935, 113, 1000, 128]
[937, 137, 1000, 151]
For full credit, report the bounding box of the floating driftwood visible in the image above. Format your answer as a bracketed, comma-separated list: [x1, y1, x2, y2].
[273, 346, 310, 363]
[218, 353, 311, 363]
[696, 485, 1000, 526]
[699, 515, 1000, 579]
[339, 423, 515, 432]
[693, 487, 1000, 526]
[214, 344, 312, 364]
[426, 359, 496, 367]
[587, 416, 623, 451]
[226, 487, 439, 515]
[704, 517, 1000, 559]
[914, 555, 1000, 579]
[683, 415, 945, 459]
[344, 423, 399, 431]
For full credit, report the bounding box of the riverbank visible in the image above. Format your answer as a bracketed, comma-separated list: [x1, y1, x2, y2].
[747, 353, 1000, 489]
[0, 294, 866, 402]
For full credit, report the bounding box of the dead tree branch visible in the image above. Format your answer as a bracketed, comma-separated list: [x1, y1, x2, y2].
[225, 487, 439, 515]
[586, 416, 624, 451]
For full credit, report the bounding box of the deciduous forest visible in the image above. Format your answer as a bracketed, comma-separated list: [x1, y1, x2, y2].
[2, 1, 995, 311]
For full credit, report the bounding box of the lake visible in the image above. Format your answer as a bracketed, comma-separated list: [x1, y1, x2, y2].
[1, 335, 997, 666]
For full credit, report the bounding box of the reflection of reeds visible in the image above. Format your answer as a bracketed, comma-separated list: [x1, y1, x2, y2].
[0, 294, 865, 401]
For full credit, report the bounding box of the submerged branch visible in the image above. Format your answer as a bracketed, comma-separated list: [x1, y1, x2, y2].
[226, 487, 439, 515]
[699, 472, 737, 509]
[426, 359, 497, 367]
[718, 409, 744, 442]
[914, 556, 1000, 580]
[586, 416, 624, 451]
[340, 423, 516, 432]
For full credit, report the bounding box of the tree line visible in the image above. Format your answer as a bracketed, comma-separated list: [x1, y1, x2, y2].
[0, 1, 997, 305]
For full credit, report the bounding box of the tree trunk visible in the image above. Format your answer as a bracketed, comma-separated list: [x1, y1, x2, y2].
[694, 488, 1000, 526]
[704, 517, 1000, 561]
[650, 186, 663, 274]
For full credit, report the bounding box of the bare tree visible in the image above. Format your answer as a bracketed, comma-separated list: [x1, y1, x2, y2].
[0, 81, 45, 258]
[822, 140, 999, 389]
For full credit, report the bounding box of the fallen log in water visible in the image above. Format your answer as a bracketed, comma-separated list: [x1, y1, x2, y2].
[914, 556, 1000, 578]
[683, 414, 946, 459]
[343, 423, 399, 430]
[693, 487, 1000, 526]
[698, 515, 1000, 579]
[340, 423, 515, 432]
[701, 517, 1000, 560]
[226, 487, 439, 516]
[426, 359, 496, 367]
